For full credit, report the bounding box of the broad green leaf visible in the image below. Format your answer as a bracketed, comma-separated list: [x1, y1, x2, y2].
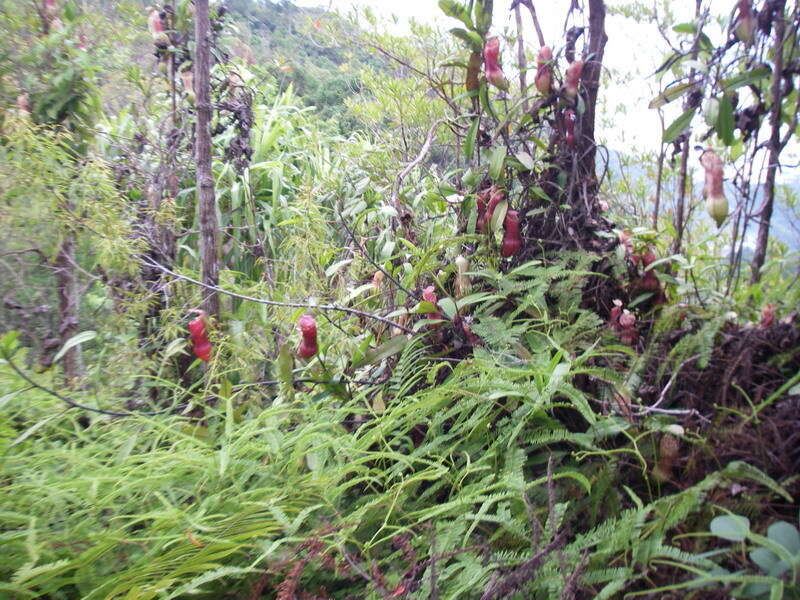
[514, 151, 535, 171]
[439, 58, 468, 69]
[325, 259, 352, 277]
[767, 521, 800, 554]
[710, 514, 750, 541]
[462, 167, 480, 187]
[349, 333, 374, 368]
[698, 33, 713, 52]
[488, 146, 506, 181]
[412, 317, 447, 331]
[344, 283, 376, 303]
[530, 186, 550, 201]
[456, 292, 502, 309]
[769, 582, 785, 600]
[653, 51, 684, 76]
[472, 0, 492, 33]
[749, 548, 783, 576]
[740, 582, 774, 598]
[704, 97, 720, 126]
[438, 297, 458, 319]
[162, 338, 188, 360]
[721, 461, 793, 502]
[479, 82, 497, 120]
[413, 301, 438, 314]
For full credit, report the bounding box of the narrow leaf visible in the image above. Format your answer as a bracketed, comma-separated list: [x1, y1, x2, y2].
[663, 108, 696, 143]
[52, 331, 96, 364]
[351, 335, 409, 368]
[721, 67, 771, 91]
[464, 116, 479, 160]
[649, 82, 697, 109]
[449, 28, 483, 51]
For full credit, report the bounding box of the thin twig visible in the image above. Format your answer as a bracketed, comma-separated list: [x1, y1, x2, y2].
[1, 345, 388, 418]
[1, 347, 177, 417]
[637, 354, 700, 414]
[638, 406, 711, 424]
[519, 0, 546, 48]
[239, 375, 389, 390]
[140, 256, 415, 334]
[479, 536, 565, 600]
[342, 553, 390, 598]
[0, 248, 47, 260]
[428, 525, 439, 600]
[523, 490, 542, 553]
[338, 213, 419, 300]
[560, 549, 589, 600]
[361, 42, 460, 114]
[546, 455, 556, 540]
[390, 119, 447, 217]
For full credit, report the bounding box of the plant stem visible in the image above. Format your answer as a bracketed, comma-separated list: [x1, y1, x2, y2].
[195, 0, 220, 317]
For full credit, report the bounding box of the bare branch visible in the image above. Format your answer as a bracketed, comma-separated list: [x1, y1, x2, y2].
[140, 256, 415, 334]
[518, 0, 546, 48]
[0, 346, 177, 417]
[390, 119, 447, 230]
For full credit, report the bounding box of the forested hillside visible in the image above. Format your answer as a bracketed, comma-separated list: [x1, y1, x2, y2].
[1, 0, 799, 598]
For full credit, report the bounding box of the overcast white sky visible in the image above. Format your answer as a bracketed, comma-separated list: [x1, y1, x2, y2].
[290, 0, 799, 174]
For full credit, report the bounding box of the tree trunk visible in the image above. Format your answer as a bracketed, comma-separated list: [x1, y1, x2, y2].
[750, 0, 786, 284]
[54, 227, 83, 382]
[514, 3, 528, 112]
[195, 0, 220, 317]
[577, 0, 607, 188]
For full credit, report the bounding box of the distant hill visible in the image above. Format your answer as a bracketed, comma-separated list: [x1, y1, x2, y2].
[225, 0, 386, 127]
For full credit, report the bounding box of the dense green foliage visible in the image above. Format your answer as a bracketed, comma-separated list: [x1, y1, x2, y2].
[1, 0, 799, 598]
